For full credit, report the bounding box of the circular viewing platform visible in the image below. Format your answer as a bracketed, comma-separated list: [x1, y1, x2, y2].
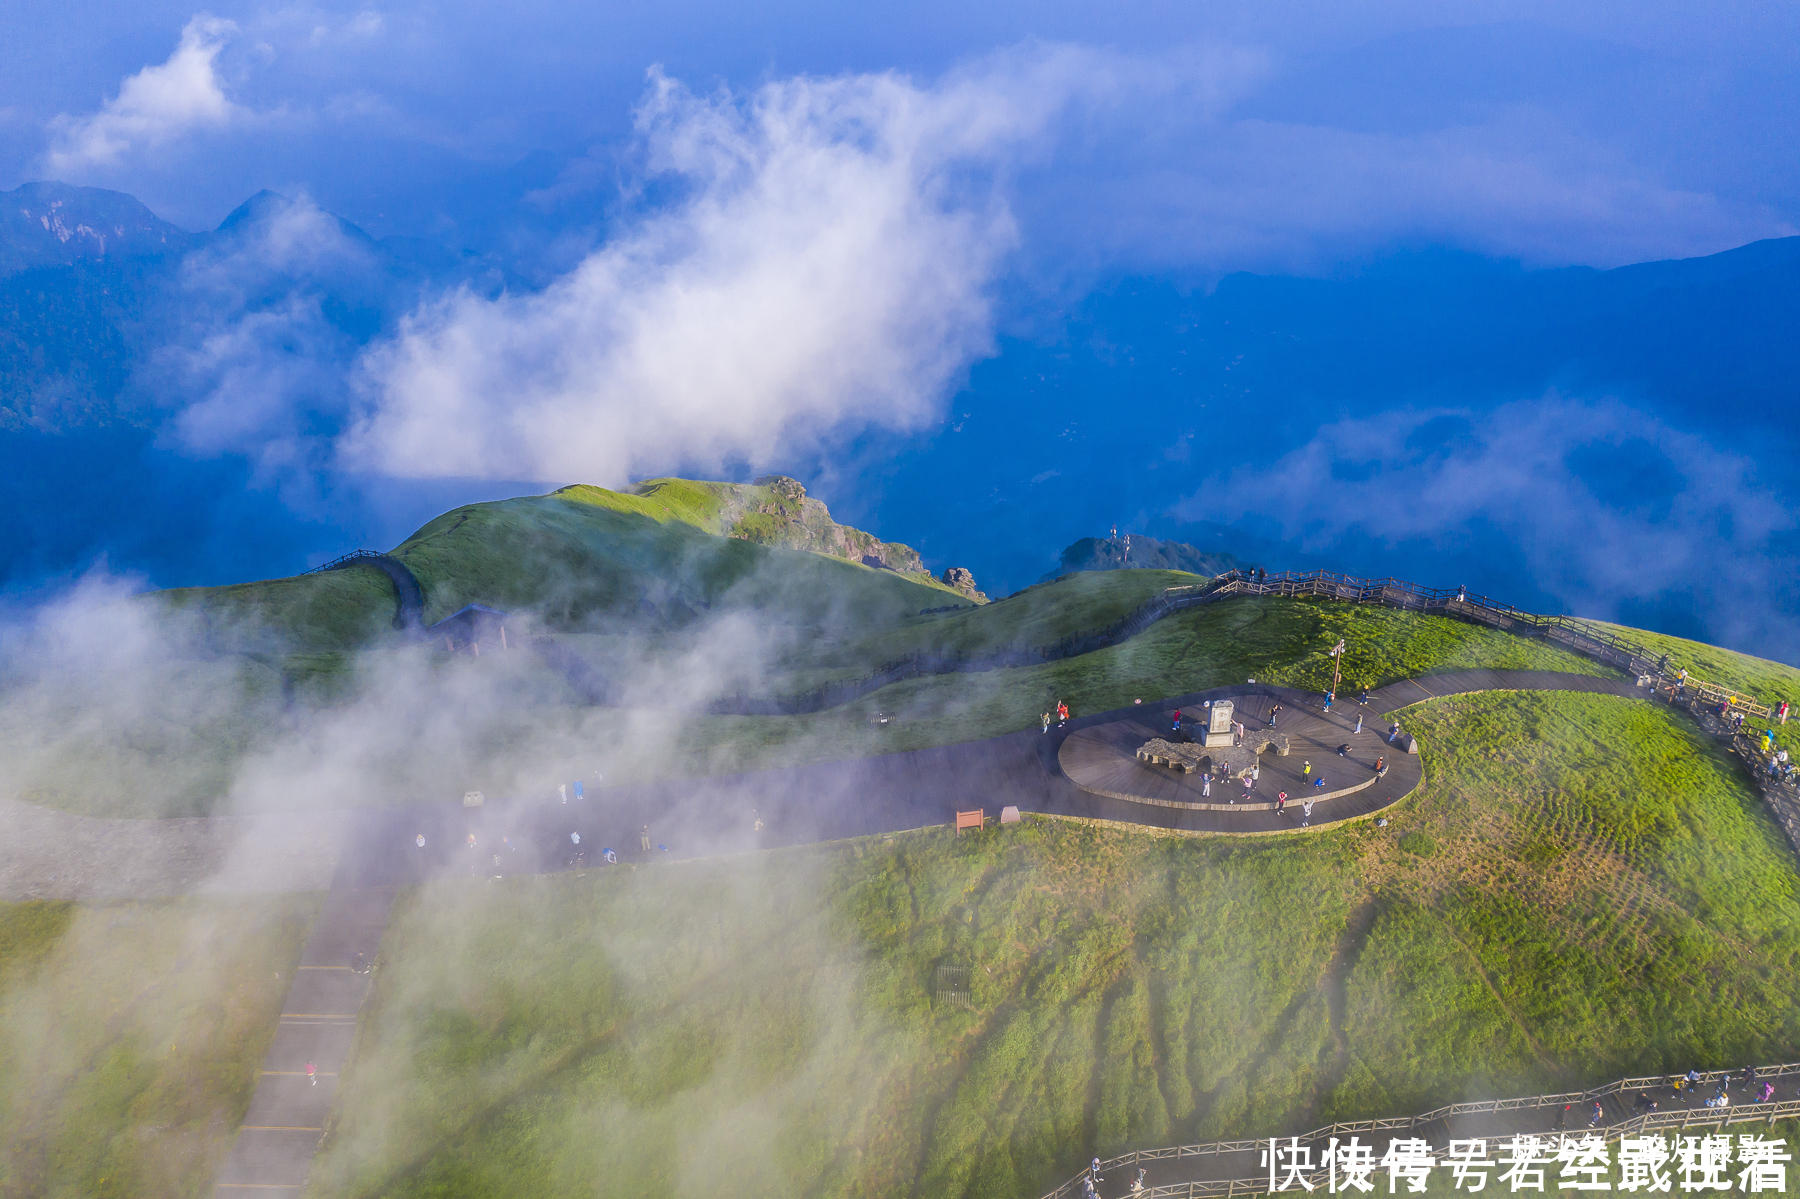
[1057, 694, 1391, 813]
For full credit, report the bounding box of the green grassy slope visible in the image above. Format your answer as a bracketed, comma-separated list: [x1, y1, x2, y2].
[29, 575, 1797, 819]
[1576, 618, 1800, 761]
[607, 476, 943, 577]
[0, 895, 319, 1198]
[542, 569, 1199, 693]
[592, 596, 1620, 784]
[390, 488, 956, 629]
[1575, 619, 1800, 702]
[3, 595, 1624, 819]
[309, 692, 1800, 1199]
[143, 480, 963, 655]
[156, 565, 397, 655]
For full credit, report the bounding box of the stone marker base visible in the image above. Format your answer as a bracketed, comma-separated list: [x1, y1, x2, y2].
[1137, 731, 1291, 780]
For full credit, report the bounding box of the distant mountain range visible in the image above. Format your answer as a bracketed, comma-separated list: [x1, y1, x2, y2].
[5, 179, 1800, 663]
[2, 181, 198, 275]
[0, 181, 508, 434]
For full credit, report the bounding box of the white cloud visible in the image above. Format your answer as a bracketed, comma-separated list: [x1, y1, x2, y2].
[1173, 396, 1800, 656]
[340, 53, 1099, 483]
[145, 194, 380, 475]
[46, 15, 243, 171]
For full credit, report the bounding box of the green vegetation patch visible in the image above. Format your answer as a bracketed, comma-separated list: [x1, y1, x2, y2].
[312, 693, 1800, 1199]
[798, 569, 1203, 666]
[145, 479, 963, 658]
[1576, 618, 1800, 760]
[0, 894, 320, 1199]
[154, 565, 397, 654]
[392, 492, 953, 629]
[609, 596, 1622, 781]
[1330, 691, 1800, 1118]
[5, 593, 1628, 820]
[1397, 831, 1437, 857]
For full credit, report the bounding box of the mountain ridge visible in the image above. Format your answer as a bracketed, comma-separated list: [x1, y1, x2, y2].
[0, 181, 199, 277]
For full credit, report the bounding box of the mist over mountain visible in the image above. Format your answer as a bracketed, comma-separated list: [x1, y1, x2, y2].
[2, 175, 1798, 663]
[862, 241, 1800, 658]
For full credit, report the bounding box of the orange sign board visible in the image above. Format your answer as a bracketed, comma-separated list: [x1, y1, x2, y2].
[955, 809, 985, 832]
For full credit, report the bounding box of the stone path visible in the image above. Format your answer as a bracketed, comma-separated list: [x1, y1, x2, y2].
[212, 884, 396, 1197]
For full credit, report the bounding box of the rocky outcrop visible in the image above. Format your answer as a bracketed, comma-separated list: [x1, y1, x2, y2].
[939, 567, 987, 602]
[721, 476, 934, 577]
[615, 474, 981, 601]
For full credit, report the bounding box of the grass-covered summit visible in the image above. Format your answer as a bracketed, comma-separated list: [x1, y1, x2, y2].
[620, 475, 937, 576]
[154, 477, 968, 653]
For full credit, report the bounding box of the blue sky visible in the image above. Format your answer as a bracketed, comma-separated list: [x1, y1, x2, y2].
[3, 1, 1799, 661]
[7, 2, 1797, 263]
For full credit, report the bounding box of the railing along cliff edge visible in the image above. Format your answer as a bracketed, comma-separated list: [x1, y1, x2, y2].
[705, 568, 1775, 718]
[1039, 1062, 1800, 1199]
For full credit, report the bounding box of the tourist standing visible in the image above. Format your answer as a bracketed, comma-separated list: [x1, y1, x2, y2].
[1388, 721, 1401, 743]
[1354, 713, 1364, 735]
[1269, 704, 1282, 728]
[1202, 774, 1211, 799]
[1303, 760, 1312, 781]
[1302, 799, 1314, 826]
[640, 825, 652, 852]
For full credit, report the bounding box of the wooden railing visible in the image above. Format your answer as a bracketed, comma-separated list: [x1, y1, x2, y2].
[1040, 1062, 1800, 1199]
[516, 563, 1781, 718]
[1199, 570, 1771, 717]
[699, 568, 1774, 718]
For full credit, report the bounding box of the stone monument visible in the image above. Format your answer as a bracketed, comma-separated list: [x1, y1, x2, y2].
[1204, 700, 1236, 748]
[1138, 729, 1290, 780]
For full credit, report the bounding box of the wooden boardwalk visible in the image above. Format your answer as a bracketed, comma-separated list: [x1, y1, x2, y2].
[1048, 1061, 1800, 1198]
